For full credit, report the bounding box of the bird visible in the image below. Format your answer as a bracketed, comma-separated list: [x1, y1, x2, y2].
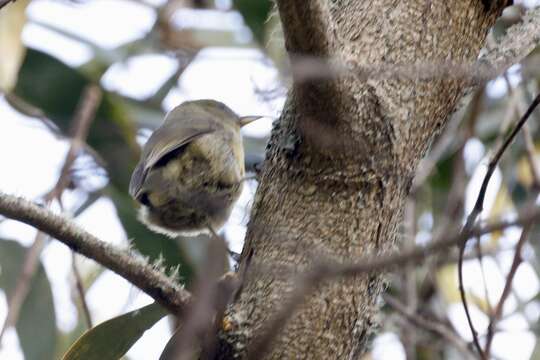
[129, 99, 260, 237]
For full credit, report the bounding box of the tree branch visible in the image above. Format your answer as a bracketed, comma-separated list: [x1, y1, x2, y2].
[247, 203, 540, 358]
[383, 294, 476, 360]
[0, 192, 191, 315]
[0, 0, 15, 10]
[275, 1, 332, 56]
[484, 223, 532, 358]
[458, 91, 540, 359]
[0, 85, 101, 342]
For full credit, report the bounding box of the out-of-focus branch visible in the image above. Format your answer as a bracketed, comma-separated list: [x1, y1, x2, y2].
[0, 191, 192, 315]
[2, 190, 539, 355]
[458, 91, 540, 359]
[0, 0, 15, 10]
[246, 204, 540, 359]
[383, 294, 476, 360]
[49, 86, 102, 201]
[449, 6, 540, 119]
[484, 223, 532, 358]
[278, 7, 540, 87]
[72, 253, 93, 329]
[0, 85, 102, 341]
[483, 84, 540, 357]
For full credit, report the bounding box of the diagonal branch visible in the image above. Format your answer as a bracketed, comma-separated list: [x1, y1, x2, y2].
[246, 204, 540, 359]
[0, 192, 192, 315]
[383, 294, 476, 360]
[484, 222, 532, 358]
[0, 0, 15, 10]
[0, 85, 101, 342]
[458, 92, 540, 359]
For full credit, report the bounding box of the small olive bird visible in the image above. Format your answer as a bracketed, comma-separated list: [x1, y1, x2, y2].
[129, 100, 260, 237]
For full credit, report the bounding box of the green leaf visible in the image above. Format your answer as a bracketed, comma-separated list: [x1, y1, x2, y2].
[14, 48, 139, 191]
[62, 302, 168, 360]
[234, 0, 272, 43]
[0, 239, 57, 360]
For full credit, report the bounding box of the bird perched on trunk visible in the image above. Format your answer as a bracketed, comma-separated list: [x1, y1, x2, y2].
[129, 100, 260, 237]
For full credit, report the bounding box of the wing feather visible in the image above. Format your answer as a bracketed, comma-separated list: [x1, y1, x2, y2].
[129, 123, 215, 199]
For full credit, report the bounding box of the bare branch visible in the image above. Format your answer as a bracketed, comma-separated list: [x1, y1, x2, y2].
[72, 253, 93, 329]
[0, 0, 15, 10]
[0, 192, 192, 315]
[484, 223, 532, 358]
[0, 85, 102, 341]
[450, 6, 540, 118]
[383, 294, 477, 360]
[458, 91, 540, 359]
[49, 85, 102, 201]
[246, 204, 540, 359]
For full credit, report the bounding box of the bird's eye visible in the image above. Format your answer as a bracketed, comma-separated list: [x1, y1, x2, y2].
[138, 193, 151, 206]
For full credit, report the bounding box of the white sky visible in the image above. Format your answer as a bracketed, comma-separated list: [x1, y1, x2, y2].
[0, 0, 539, 359]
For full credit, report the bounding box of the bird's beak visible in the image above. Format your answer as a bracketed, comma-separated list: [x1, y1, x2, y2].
[239, 116, 263, 127]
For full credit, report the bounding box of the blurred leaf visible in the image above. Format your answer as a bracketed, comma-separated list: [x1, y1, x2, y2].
[0, 239, 56, 360]
[14, 48, 139, 189]
[14, 49, 194, 283]
[0, 0, 29, 91]
[427, 153, 456, 224]
[468, 291, 491, 314]
[516, 142, 540, 188]
[234, 0, 272, 44]
[62, 302, 168, 360]
[435, 264, 460, 303]
[429, 154, 454, 192]
[487, 186, 514, 243]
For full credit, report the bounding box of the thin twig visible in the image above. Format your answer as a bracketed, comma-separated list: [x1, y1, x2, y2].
[49, 85, 102, 202]
[72, 253, 93, 329]
[0, 232, 47, 340]
[483, 84, 540, 356]
[0, 191, 192, 315]
[246, 204, 540, 359]
[475, 236, 494, 316]
[1, 188, 540, 345]
[484, 223, 532, 358]
[0, 85, 101, 341]
[383, 294, 477, 360]
[458, 92, 540, 359]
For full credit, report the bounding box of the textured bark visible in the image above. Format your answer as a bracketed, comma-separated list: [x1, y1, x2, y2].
[217, 1, 508, 358]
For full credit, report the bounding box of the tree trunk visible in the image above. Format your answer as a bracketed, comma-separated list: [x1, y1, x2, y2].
[217, 1, 507, 358]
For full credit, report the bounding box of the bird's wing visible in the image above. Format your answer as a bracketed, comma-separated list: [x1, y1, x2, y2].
[129, 123, 215, 199]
